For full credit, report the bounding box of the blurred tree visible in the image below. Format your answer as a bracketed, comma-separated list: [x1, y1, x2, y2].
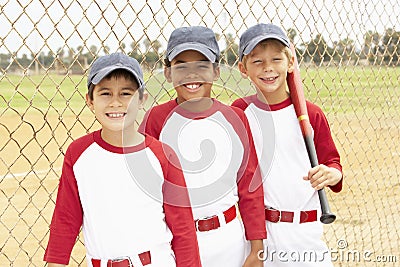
[287, 28, 297, 44]
[103, 45, 110, 54]
[119, 42, 126, 52]
[381, 28, 400, 65]
[130, 40, 142, 61]
[306, 34, 330, 65]
[333, 38, 355, 63]
[0, 53, 11, 71]
[142, 38, 162, 69]
[221, 33, 238, 66]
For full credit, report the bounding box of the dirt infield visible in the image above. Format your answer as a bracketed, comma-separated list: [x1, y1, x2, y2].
[1, 109, 399, 266]
[323, 113, 400, 266]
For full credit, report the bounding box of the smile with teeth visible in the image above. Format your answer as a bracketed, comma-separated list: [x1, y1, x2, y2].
[184, 83, 202, 92]
[261, 76, 277, 82]
[106, 112, 126, 118]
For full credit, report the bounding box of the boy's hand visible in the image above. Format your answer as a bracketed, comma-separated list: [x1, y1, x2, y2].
[243, 252, 263, 267]
[303, 164, 342, 190]
[243, 240, 264, 267]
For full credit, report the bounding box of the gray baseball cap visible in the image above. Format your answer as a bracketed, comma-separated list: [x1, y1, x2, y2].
[239, 23, 290, 61]
[87, 52, 144, 89]
[166, 26, 220, 62]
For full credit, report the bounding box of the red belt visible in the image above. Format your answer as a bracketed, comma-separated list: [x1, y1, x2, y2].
[265, 208, 317, 223]
[91, 251, 151, 267]
[195, 205, 236, 232]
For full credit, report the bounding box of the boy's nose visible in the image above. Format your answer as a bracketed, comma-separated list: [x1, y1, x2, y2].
[185, 71, 198, 78]
[109, 96, 123, 106]
[263, 63, 273, 71]
[183, 67, 199, 77]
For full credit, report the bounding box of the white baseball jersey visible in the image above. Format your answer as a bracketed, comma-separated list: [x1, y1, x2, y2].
[44, 131, 201, 267]
[232, 95, 342, 267]
[140, 99, 266, 267]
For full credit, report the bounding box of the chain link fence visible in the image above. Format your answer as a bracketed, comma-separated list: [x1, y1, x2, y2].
[1, 0, 399, 266]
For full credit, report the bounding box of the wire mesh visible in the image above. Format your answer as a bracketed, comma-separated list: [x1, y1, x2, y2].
[0, 0, 399, 266]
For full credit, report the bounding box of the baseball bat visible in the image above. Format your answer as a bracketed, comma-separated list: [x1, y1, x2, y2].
[286, 43, 336, 224]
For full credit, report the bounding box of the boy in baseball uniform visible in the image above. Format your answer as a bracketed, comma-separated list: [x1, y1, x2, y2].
[232, 23, 343, 266]
[139, 26, 266, 267]
[44, 53, 201, 267]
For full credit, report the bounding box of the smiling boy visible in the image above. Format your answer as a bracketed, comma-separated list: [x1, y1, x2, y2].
[140, 26, 266, 267]
[232, 23, 343, 266]
[44, 53, 201, 267]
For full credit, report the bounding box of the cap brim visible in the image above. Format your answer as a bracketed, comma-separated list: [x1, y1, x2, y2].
[90, 65, 144, 88]
[242, 34, 290, 57]
[167, 43, 216, 62]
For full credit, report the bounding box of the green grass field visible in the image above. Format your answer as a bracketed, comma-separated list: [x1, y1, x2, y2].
[1, 65, 399, 115]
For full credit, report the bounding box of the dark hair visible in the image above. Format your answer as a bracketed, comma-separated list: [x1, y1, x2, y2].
[87, 69, 144, 100]
[164, 58, 171, 67]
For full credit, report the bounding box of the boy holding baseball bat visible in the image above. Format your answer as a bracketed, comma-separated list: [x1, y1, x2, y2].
[139, 26, 266, 267]
[44, 53, 201, 267]
[232, 23, 343, 266]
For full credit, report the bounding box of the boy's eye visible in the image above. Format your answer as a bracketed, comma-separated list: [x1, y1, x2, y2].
[174, 65, 187, 70]
[100, 91, 111, 96]
[252, 60, 262, 64]
[121, 91, 134, 96]
[197, 63, 211, 69]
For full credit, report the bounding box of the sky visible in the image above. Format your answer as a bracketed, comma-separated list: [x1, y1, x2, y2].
[0, 0, 399, 56]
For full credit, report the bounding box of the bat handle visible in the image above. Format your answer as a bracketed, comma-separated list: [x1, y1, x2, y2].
[304, 135, 336, 224]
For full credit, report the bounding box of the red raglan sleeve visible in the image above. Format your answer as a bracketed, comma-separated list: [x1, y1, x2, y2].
[43, 145, 83, 265]
[156, 142, 202, 267]
[139, 106, 161, 139]
[139, 101, 175, 140]
[231, 107, 266, 240]
[308, 102, 343, 193]
[231, 97, 249, 110]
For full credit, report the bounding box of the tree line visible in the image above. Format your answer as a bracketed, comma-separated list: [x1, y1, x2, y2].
[1, 27, 399, 75]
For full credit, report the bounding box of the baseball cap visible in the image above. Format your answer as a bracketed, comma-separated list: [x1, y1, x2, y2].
[239, 23, 290, 61]
[166, 26, 220, 62]
[87, 52, 144, 89]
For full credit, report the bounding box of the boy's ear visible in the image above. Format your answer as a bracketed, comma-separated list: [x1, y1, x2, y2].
[287, 55, 295, 73]
[86, 94, 94, 111]
[164, 67, 172, 82]
[238, 62, 248, 79]
[213, 64, 220, 81]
